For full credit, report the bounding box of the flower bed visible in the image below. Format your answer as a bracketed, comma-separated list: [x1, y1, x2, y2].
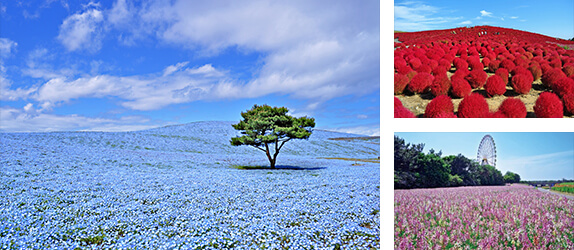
[395, 185, 574, 249]
[394, 26, 574, 118]
[0, 122, 380, 249]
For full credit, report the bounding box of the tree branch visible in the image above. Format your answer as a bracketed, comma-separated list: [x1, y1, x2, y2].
[277, 138, 290, 151]
[274, 138, 279, 154]
[250, 145, 267, 152]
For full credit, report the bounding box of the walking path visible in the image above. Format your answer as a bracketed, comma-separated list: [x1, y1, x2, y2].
[536, 187, 574, 200]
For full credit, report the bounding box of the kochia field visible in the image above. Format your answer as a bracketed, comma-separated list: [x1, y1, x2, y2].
[394, 26, 574, 118]
[395, 184, 574, 249]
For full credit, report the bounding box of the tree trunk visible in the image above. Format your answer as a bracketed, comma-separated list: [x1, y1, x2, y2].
[269, 158, 276, 169]
[264, 143, 276, 169]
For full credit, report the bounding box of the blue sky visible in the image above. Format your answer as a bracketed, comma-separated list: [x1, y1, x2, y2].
[0, 0, 380, 135]
[395, 132, 574, 181]
[395, 0, 574, 39]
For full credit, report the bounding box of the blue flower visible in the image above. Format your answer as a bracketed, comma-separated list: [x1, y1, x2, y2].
[0, 122, 379, 248]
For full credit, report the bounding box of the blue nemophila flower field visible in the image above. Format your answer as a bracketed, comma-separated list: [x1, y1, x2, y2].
[0, 121, 379, 249]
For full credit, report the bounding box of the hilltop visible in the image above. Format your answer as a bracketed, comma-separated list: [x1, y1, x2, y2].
[1, 121, 380, 166]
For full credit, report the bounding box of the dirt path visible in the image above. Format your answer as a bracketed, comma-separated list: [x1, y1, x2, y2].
[536, 187, 574, 200]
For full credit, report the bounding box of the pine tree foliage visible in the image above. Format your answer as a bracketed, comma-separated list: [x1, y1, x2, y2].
[230, 104, 315, 168]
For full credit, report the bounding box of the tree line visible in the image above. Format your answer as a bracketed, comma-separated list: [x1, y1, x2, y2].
[395, 135, 520, 189]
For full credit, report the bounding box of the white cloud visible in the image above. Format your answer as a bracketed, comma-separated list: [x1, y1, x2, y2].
[395, 2, 438, 22]
[510, 16, 518, 19]
[26, 63, 231, 111]
[25, 48, 49, 68]
[0, 106, 164, 132]
[0, 40, 39, 102]
[480, 10, 493, 17]
[106, 0, 146, 45]
[36, 75, 127, 103]
[57, 7, 104, 52]
[4, 0, 380, 126]
[0, 38, 18, 57]
[502, 151, 573, 167]
[499, 151, 574, 180]
[459, 20, 472, 25]
[186, 64, 222, 77]
[23, 103, 34, 113]
[157, 1, 320, 54]
[108, 0, 130, 25]
[163, 61, 189, 76]
[0, 76, 38, 101]
[394, 1, 461, 31]
[138, 0, 379, 101]
[22, 48, 66, 79]
[23, 9, 41, 19]
[329, 124, 380, 136]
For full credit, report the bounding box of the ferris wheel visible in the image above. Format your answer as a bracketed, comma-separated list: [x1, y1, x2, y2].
[477, 135, 496, 167]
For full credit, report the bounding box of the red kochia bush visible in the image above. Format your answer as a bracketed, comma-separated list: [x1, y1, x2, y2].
[394, 96, 403, 108]
[429, 60, 439, 70]
[534, 92, 563, 118]
[542, 68, 567, 88]
[500, 59, 516, 71]
[453, 57, 469, 71]
[458, 93, 490, 118]
[540, 62, 553, 75]
[430, 73, 451, 96]
[406, 70, 417, 81]
[395, 57, 408, 70]
[528, 62, 542, 81]
[394, 97, 416, 118]
[395, 106, 416, 118]
[497, 98, 526, 118]
[434, 112, 457, 118]
[408, 73, 433, 94]
[552, 77, 574, 97]
[424, 95, 454, 118]
[467, 56, 483, 71]
[495, 68, 509, 85]
[451, 78, 472, 98]
[416, 64, 432, 74]
[396, 65, 413, 75]
[482, 57, 491, 68]
[511, 73, 533, 94]
[484, 75, 507, 97]
[408, 57, 422, 70]
[432, 67, 447, 77]
[511, 66, 530, 77]
[489, 112, 508, 118]
[549, 58, 562, 68]
[514, 57, 529, 69]
[488, 60, 501, 73]
[451, 68, 469, 81]
[466, 69, 488, 88]
[438, 59, 452, 72]
[563, 94, 574, 115]
[563, 63, 574, 77]
[394, 73, 409, 95]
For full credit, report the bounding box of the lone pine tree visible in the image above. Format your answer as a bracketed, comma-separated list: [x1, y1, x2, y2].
[230, 104, 315, 168]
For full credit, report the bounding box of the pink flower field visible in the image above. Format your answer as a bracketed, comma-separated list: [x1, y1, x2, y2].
[395, 184, 574, 249]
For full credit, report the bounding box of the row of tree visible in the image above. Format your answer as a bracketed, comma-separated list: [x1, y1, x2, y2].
[395, 136, 520, 189]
